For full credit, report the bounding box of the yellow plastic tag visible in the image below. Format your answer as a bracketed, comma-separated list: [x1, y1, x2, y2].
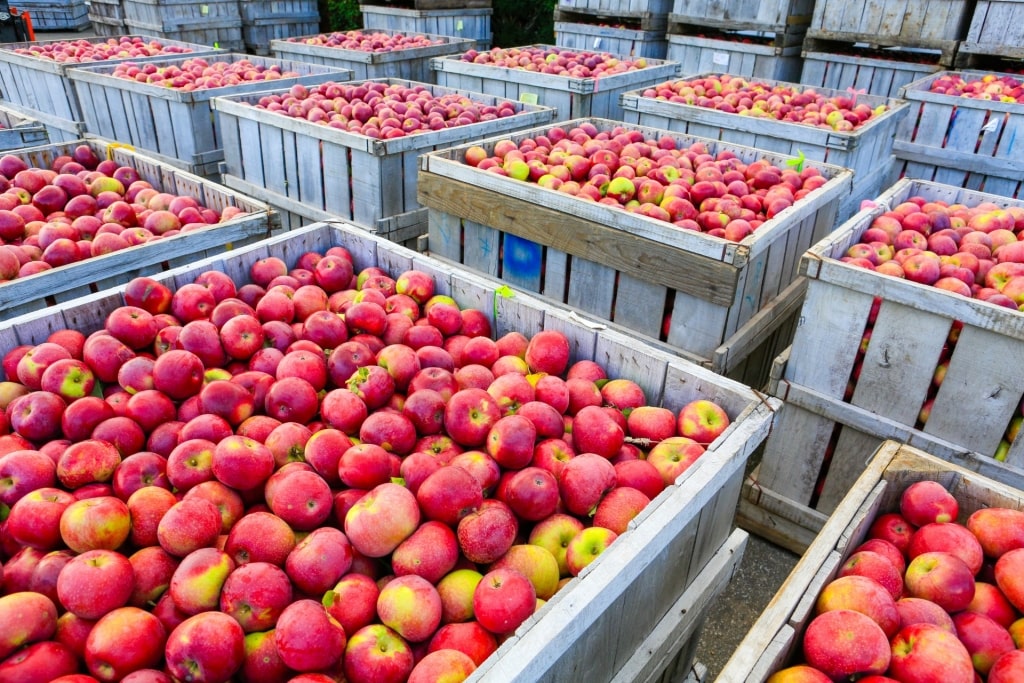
[105, 141, 136, 160]
[519, 92, 539, 105]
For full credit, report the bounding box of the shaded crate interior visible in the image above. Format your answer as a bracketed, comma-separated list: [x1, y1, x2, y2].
[800, 38, 946, 98]
[360, 5, 493, 51]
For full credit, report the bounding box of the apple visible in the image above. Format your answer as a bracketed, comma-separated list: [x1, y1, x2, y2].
[343, 624, 414, 683]
[274, 598, 347, 672]
[391, 520, 458, 585]
[164, 611, 246, 683]
[344, 481, 420, 558]
[0, 591, 58, 660]
[57, 549, 135, 620]
[904, 551, 976, 612]
[802, 609, 891, 680]
[84, 606, 166, 681]
[472, 566, 536, 636]
[889, 623, 974, 682]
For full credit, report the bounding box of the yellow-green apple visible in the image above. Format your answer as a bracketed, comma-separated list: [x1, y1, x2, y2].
[492, 544, 560, 601]
[156, 497, 221, 558]
[415, 465, 483, 526]
[285, 526, 353, 596]
[408, 648, 477, 683]
[473, 567, 536, 636]
[57, 549, 135, 619]
[127, 545, 178, 608]
[900, 480, 958, 526]
[967, 507, 1024, 557]
[646, 436, 705, 486]
[274, 599, 347, 672]
[952, 610, 1015, 675]
[457, 500, 518, 565]
[345, 481, 420, 558]
[324, 572, 380, 636]
[907, 522, 983, 574]
[816, 574, 900, 637]
[266, 468, 334, 531]
[500, 466, 559, 522]
[165, 611, 245, 683]
[343, 624, 414, 683]
[391, 521, 458, 585]
[59, 494, 131, 553]
[838, 550, 904, 601]
[84, 606, 166, 681]
[890, 622, 974, 682]
[6, 486, 74, 550]
[965, 581, 1018, 628]
[219, 561, 292, 633]
[169, 547, 235, 615]
[566, 525, 618, 577]
[593, 485, 651, 535]
[528, 513, 585, 577]
[677, 399, 730, 445]
[436, 568, 483, 624]
[377, 574, 443, 643]
[428, 621, 497, 666]
[557, 452, 616, 516]
[990, 651, 1024, 683]
[40, 358, 96, 401]
[904, 551, 976, 611]
[16, 342, 72, 390]
[765, 665, 832, 682]
[994, 547, 1024, 611]
[0, 591, 58, 660]
[802, 609, 890, 679]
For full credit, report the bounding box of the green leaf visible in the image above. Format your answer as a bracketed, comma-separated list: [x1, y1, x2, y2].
[493, 285, 515, 320]
[785, 149, 806, 173]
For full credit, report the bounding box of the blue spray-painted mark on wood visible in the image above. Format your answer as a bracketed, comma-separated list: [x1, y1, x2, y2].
[503, 234, 543, 281]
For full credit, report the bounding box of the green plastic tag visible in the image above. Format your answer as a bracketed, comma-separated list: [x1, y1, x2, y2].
[519, 92, 539, 105]
[493, 285, 514, 320]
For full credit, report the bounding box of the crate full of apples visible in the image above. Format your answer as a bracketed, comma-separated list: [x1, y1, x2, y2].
[893, 70, 1024, 199]
[0, 219, 776, 682]
[419, 117, 853, 385]
[429, 44, 682, 120]
[721, 440, 1024, 682]
[0, 138, 275, 319]
[212, 78, 557, 238]
[271, 29, 476, 83]
[620, 72, 912, 221]
[0, 35, 223, 134]
[65, 54, 352, 178]
[746, 178, 1024, 553]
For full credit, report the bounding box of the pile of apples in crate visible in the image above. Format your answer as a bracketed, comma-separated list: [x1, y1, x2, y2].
[927, 73, 1024, 103]
[283, 30, 445, 52]
[7, 36, 197, 63]
[639, 74, 891, 130]
[247, 81, 521, 139]
[107, 58, 299, 90]
[770, 480, 1024, 681]
[0, 245, 734, 681]
[841, 195, 1024, 308]
[458, 46, 650, 77]
[463, 121, 831, 241]
[0, 145, 250, 281]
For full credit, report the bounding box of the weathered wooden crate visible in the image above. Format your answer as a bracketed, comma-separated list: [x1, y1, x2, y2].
[555, 21, 668, 60]
[800, 38, 947, 98]
[239, 0, 321, 56]
[88, 0, 128, 38]
[419, 118, 854, 387]
[553, 5, 670, 33]
[619, 74, 910, 222]
[360, 6, 493, 51]
[666, 32, 804, 87]
[806, 0, 970, 61]
[959, 0, 1024, 62]
[360, 0, 492, 9]
[0, 101, 48, 151]
[213, 78, 556, 243]
[724, 440, 1024, 681]
[0, 138, 276, 319]
[738, 178, 1024, 554]
[0, 35, 222, 141]
[430, 46, 681, 121]
[66, 54, 350, 179]
[891, 69, 1024, 200]
[14, 0, 91, 31]
[3, 218, 775, 682]
[669, 0, 812, 34]
[123, 0, 244, 51]
[271, 30, 475, 83]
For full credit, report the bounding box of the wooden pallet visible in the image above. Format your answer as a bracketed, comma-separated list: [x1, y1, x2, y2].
[4, 219, 776, 683]
[430, 45, 681, 121]
[14, 0, 90, 31]
[555, 21, 669, 60]
[892, 69, 1024, 199]
[726, 441, 1024, 679]
[553, 6, 671, 33]
[668, 0, 812, 34]
[959, 0, 1024, 61]
[739, 178, 1024, 554]
[271, 30, 475, 83]
[66, 54, 348, 180]
[213, 79, 554, 239]
[360, 5, 493, 51]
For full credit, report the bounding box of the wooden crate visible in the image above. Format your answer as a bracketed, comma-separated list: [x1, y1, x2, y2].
[360, 0, 492, 9]
[419, 118, 854, 386]
[122, 0, 244, 51]
[555, 21, 668, 60]
[213, 78, 557, 241]
[14, 0, 91, 31]
[67, 54, 350, 179]
[360, 6, 493, 51]
[724, 440, 1024, 681]
[0, 138, 276, 319]
[553, 5, 670, 33]
[805, 0, 970, 61]
[619, 73, 910, 222]
[891, 69, 1024, 200]
[738, 178, 1024, 554]
[2, 218, 776, 682]
[430, 45, 681, 120]
[959, 0, 1024, 62]
[0, 101, 48, 151]
[0, 35, 222, 140]
[271, 30, 475, 83]
[669, 0, 812, 34]
[88, 0, 128, 38]
[800, 38, 947, 98]
[239, 0, 321, 56]
[666, 33, 804, 89]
